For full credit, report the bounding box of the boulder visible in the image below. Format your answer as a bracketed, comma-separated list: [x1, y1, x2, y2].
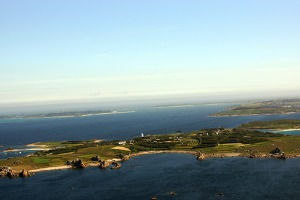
[99, 160, 110, 169]
[271, 153, 286, 160]
[249, 154, 256, 159]
[73, 159, 86, 168]
[271, 147, 282, 154]
[0, 166, 32, 178]
[67, 158, 86, 168]
[0, 166, 19, 178]
[196, 153, 205, 160]
[7, 170, 19, 178]
[270, 147, 286, 160]
[19, 169, 31, 177]
[110, 162, 121, 170]
[278, 154, 286, 160]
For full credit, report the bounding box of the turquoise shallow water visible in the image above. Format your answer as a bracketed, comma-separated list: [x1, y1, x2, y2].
[1, 154, 300, 200]
[275, 130, 300, 135]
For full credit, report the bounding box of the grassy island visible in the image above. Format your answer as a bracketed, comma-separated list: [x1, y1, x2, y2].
[1, 122, 300, 177]
[238, 119, 300, 130]
[212, 99, 300, 116]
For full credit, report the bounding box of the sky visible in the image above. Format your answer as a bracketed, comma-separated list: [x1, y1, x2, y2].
[1, 0, 300, 107]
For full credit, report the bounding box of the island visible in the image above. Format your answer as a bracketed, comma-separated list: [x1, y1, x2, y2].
[238, 119, 300, 130]
[1, 120, 300, 178]
[0, 110, 134, 119]
[211, 99, 300, 116]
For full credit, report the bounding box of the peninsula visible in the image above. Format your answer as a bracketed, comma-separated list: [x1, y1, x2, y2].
[1, 120, 300, 178]
[211, 99, 300, 116]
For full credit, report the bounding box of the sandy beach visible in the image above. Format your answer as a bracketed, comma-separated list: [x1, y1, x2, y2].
[29, 166, 72, 173]
[273, 128, 300, 132]
[27, 143, 48, 148]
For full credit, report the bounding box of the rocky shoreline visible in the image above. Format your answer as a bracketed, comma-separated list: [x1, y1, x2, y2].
[1, 148, 299, 178]
[0, 166, 32, 178]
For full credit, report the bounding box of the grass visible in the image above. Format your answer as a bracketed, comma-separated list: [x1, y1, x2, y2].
[31, 158, 50, 164]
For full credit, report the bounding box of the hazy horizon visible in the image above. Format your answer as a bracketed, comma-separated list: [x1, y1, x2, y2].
[1, 1, 300, 109]
[1, 91, 300, 115]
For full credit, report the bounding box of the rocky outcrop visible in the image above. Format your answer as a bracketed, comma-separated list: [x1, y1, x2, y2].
[67, 158, 86, 168]
[270, 148, 286, 160]
[121, 155, 130, 161]
[0, 166, 17, 178]
[248, 154, 256, 158]
[196, 153, 206, 160]
[0, 166, 31, 178]
[271, 153, 286, 160]
[118, 153, 130, 161]
[99, 160, 110, 169]
[110, 162, 121, 170]
[19, 169, 31, 177]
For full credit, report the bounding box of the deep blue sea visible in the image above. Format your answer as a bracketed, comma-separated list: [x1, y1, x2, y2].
[1, 154, 300, 200]
[1, 104, 300, 200]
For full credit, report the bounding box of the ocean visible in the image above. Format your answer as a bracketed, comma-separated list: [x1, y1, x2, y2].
[1, 154, 300, 200]
[1, 104, 300, 199]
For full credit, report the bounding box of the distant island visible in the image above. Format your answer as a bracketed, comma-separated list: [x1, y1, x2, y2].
[238, 119, 300, 130]
[0, 110, 134, 120]
[1, 119, 300, 178]
[211, 99, 300, 116]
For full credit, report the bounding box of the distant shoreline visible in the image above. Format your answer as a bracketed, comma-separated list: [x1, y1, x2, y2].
[0, 111, 135, 120]
[209, 112, 300, 117]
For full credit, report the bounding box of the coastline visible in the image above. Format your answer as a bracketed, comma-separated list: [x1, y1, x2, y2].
[22, 150, 300, 174]
[272, 128, 300, 132]
[209, 111, 300, 117]
[24, 151, 233, 174]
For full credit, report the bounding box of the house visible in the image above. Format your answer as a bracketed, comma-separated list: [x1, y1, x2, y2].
[118, 141, 126, 145]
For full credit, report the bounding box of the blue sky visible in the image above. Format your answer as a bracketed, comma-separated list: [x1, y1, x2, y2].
[1, 0, 300, 105]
